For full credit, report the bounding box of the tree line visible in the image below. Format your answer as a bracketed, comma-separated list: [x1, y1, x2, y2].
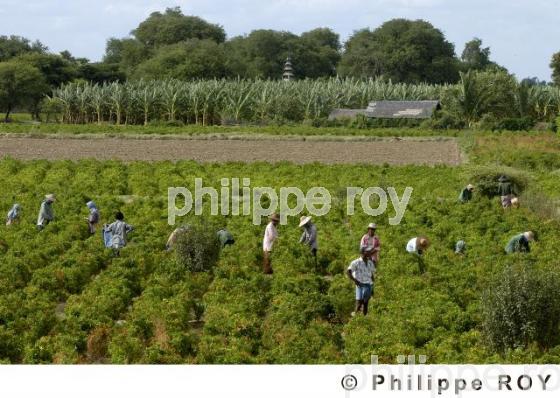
[1, 6, 560, 122]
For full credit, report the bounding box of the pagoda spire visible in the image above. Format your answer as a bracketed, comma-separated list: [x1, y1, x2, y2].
[282, 56, 294, 81]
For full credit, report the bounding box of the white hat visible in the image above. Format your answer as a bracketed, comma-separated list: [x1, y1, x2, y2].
[367, 223, 377, 230]
[523, 231, 534, 241]
[45, 194, 56, 202]
[299, 215, 312, 227]
[467, 184, 474, 190]
[511, 197, 519, 207]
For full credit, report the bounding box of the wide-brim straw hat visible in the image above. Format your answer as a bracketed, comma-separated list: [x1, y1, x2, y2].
[269, 213, 280, 222]
[45, 194, 56, 202]
[467, 184, 474, 191]
[419, 237, 430, 248]
[524, 231, 534, 241]
[299, 215, 312, 227]
[367, 223, 377, 230]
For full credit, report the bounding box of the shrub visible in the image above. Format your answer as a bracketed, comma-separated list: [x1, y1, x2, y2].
[175, 222, 221, 272]
[482, 264, 560, 353]
[424, 110, 465, 130]
[496, 117, 534, 131]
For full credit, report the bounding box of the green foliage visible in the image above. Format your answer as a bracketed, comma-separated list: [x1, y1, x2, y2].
[338, 19, 459, 84]
[442, 69, 518, 127]
[0, 156, 559, 364]
[0, 60, 48, 121]
[134, 40, 227, 80]
[495, 117, 534, 132]
[0, 35, 47, 62]
[175, 222, 221, 272]
[551, 52, 560, 87]
[465, 165, 530, 197]
[133, 7, 226, 48]
[483, 264, 560, 353]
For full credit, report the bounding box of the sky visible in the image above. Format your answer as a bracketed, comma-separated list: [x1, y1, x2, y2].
[0, 0, 558, 81]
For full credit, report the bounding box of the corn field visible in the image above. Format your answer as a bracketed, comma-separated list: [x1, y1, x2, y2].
[45, 78, 560, 125]
[45, 78, 444, 125]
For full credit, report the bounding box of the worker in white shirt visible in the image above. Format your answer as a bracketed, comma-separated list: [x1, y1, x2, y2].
[347, 246, 376, 316]
[262, 213, 280, 274]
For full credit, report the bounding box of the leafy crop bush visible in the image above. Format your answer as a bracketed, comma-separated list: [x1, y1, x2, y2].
[175, 221, 221, 272]
[0, 157, 559, 364]
[482, 264, 560, 353]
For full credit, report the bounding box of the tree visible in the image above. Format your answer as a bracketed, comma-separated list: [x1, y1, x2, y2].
[17, 53, 77, 87]
[460, 38, 506, 72]
[15, 53, 78, 118]
[338, 19, 459, 84]
[225, 28, 340, 79]
[78, 63, 126, 84]
[441, 69, 517, 126]
[0, 60, 48, 121]
[0, 35, 46, 62]
[551, 52, 560, 86]
[297, 28, 341, 78]
[134, 39, 227, 80]
[103, 38, 149, 76]
[224, 30, 298, 79]
[132, 7, 226, 48]
[461, 38, 490, 70]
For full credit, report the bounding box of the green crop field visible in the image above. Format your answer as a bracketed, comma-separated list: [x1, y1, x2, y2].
[1, 132, 559, 364]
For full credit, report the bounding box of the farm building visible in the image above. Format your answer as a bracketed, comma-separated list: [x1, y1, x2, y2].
[329, 100, 441, 120]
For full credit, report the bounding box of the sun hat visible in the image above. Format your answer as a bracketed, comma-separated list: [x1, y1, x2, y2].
[524, 231, 534, 241]
[511, 197, 519, 207]
[269, 213, 280, 222]
[45, 194, 56, 202]
[299, 215, 312, 227]
[467, 184, 474, 191]
[419, 237, 430, 248]
[367, 223, 377, 230]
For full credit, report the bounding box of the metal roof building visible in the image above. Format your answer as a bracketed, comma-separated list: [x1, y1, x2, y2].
[328, 100, 440, 120]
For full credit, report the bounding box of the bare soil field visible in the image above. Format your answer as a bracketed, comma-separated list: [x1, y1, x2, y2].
[0, 136, 461, 165]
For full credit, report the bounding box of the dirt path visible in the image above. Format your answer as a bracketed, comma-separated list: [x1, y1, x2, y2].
[0, 136, 461, 165]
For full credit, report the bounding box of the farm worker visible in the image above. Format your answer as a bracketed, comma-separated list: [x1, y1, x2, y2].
[298, 215, 317, 257]
[104, 211, 133, 256]
[37, 194, 55, 231]
[217, 229, 235, 248]
[498, 175, 516, 208]
[347, 246, 376, 316]
[406, 236, 430, 255]
[86, 201, 100, 234]
[360, 223, 381, 264]
[165, 225, 190, 251]
[262, 213, 280, 275]
[455, 240, 466, 254]
[6, 203, 21, 226]
[458, 184, 475, 203]
[505, 231, 534, 254]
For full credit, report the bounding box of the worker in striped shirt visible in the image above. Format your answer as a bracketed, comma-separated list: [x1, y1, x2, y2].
[360, 223, 381, 265]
